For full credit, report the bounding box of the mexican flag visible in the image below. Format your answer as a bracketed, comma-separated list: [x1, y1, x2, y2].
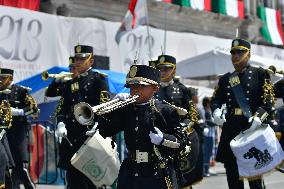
[212, 0, 244, 19]
[170, 0, 211, 10]
[257, 6, 284, 45]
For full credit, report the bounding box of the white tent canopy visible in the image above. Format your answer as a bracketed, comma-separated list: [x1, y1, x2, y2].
[176, 50, 284, 79]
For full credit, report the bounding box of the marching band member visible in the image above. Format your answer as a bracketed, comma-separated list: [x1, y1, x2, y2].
[0, 69, 15, 189]
[55, 45, 110, 189]
[150, 55, 203, 188]
[0, 68, 38, 189]
[211, 38, 275, 189]
[95, 64, 186, 189]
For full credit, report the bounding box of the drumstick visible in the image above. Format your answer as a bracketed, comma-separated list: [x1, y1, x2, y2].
[63, 133, 73, 146]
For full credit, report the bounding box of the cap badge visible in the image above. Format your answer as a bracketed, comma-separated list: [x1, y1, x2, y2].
[233, 40, 239, 47]
[159, 56, 165, 63]
[69, 58, 73, 65]
[129, 66, 137, 78]
[76, 45, 81, 53]
[150, 61, 156, 68]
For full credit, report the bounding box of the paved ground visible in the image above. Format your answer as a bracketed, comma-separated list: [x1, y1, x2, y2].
[21, 163, 284, 189]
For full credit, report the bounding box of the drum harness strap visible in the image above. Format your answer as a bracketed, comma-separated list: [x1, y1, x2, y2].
[229, 72, 252, 119]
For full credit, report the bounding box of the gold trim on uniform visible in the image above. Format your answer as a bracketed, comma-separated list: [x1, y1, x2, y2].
[229, 75, 240, 87]
[262, 79, 275, 105]
[129, 66, 137, 78]
[100, 91, 110, 104]
[71, 82, 79, 92]
[0, 100, 12, 128]
[234, 108, 243, 115]
[126, 77, 158, 86]
[188, 101, 198, 123]
[76, 45, 81, 53]
[159, 56, 165, 63]
[24, 94, 39, 117]
[162, 138, 180, 148]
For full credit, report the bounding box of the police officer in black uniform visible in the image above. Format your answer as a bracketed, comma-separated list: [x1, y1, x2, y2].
[211, 38, 274, 189]
[150, 55, 191, 110]
[151, 55, 203, 188]
[0, 68, 15, 189]
[0, 68, 39, 189]
[95, 64, 185, 189]
[55, 45, 110, 189]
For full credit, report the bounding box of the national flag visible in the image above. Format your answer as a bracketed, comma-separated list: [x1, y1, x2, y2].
[157, 0, 211, 11]
[115, 0, 147, 44]
[257, 6, 284, 45]
[212, 0, 244, 19]
[188, 0, 211, 11]
[0, 0, 40, 11]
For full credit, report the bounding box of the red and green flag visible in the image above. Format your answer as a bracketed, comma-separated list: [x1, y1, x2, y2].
[257, 6, 284, 45]
[212, 0, 244, 19]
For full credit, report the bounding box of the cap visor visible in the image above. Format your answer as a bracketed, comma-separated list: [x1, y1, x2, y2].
[125, 80, 151, 88]
[74, 53, 91, 58]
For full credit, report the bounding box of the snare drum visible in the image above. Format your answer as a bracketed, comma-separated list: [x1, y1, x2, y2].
[230, 124, 284, 179]
[70, 131, 120, 187]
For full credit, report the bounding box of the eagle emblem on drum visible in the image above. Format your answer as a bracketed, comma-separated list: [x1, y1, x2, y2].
[243, 147, 273, 169]
[82, 159, 107, 182]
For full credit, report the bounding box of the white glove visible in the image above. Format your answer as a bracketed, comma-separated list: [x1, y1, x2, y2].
[55, 122, 67, 137]
[149, 127, 164, 145]
[203, 127, 209, 136]
[243, 116, 262, 134]
[11, 107, 24, 116]
[213, 108, 226, 125]
[86, 122, 98, 137]
[113, 93, 130, 101]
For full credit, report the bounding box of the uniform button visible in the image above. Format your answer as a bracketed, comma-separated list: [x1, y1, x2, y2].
[248, 77, 251, 79]
[72, 99, 75, 102]
[88, 83, 90, 85]
[227, 86, 230, 88]
[136, 116, 138, 121]
[85, 96, 87, 99]
[72, 119, 75, 122]
[15, 92, 18, 94]
[247, 91, 250, 94]
[228, 99, 231, 101]
[136, 139, 138, 142]
[246, 98, 250, 100]
[227, 93, 230, 95]
[249, 71, 252, 73]
[154, 172, 157, 175]
[135, 127, 138, 131]
[247, 84, 250, 87]
[135, 173, 138, 177]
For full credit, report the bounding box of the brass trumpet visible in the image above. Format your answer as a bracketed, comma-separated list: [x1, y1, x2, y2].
[41, 71, 73, 81]
[74, 95, 139, 125]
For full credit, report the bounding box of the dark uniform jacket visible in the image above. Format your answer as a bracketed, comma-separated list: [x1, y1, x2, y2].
[155, 80, 191, 110]
[3, 84, 38, 163]
[211, 65, 274, 163]
[274, 81, 284, 149]
[45, 79, 66, 97]
[97, 101, 185, 189]
[57, 69, 109, 169]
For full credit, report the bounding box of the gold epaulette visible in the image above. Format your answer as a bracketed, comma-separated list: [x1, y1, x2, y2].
[262, 79, 275, 105]
[188, 101, 199, 123]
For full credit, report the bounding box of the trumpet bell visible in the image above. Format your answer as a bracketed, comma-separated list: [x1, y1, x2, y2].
[74, 102, 94, 126]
